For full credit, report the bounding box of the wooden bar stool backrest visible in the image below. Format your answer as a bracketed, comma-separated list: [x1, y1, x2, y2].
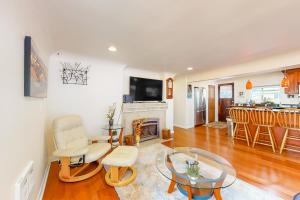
[277, 109, 300, 130]
[229, 107, 249, 124]
[250, 108, 276, 127]
[250, 108, 277, 152]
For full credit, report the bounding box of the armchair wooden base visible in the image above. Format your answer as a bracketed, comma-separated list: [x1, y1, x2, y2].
[59, 157, 103, 183]
[105, 166, 137, 187]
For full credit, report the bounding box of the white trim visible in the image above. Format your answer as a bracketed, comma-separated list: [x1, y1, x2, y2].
[36, 163, 50, 200]
[173, 124, 190, 129]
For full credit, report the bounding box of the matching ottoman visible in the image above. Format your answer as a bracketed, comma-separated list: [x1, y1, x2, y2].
[102, 146, 138, 186]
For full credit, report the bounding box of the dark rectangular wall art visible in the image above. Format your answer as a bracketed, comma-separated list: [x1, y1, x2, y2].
[187, 84, 192, 98]
[24, 36, 47, 98]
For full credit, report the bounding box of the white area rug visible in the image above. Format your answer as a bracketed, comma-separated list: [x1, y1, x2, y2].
[113, 142, 283, 200]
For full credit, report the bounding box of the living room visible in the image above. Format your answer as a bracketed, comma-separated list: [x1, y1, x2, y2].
[1, 1, 300, 200]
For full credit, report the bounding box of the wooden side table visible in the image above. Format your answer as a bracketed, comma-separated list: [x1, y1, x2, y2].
[162, 129, 171, 139]
[125, 135, 135, 146]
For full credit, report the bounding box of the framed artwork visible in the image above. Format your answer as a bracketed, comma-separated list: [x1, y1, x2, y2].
[24, 36, 47, 98]
[239, 91, 244, 97]
[187, 84, 192, 98]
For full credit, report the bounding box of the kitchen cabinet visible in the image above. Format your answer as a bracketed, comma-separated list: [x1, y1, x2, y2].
[284, 68, 300, 95]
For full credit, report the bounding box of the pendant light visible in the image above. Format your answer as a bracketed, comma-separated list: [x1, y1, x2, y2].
[281, 70, 289, 88]
[246, 80, 253, 90]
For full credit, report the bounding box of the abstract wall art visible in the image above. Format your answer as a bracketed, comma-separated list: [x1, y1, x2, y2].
[24, 36, 48, 98]
[60, 62, 89, 85]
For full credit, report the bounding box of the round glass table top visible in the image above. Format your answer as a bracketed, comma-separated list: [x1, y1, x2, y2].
[156, 147, 236, 189]
[101, 124, 123, 130]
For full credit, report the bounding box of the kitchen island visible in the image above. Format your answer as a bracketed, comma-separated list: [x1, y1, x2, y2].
[228, 107, 300, 152]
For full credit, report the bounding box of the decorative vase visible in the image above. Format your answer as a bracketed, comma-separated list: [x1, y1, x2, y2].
[188, 175, 199, 185]
[136, 135, 140, 147]
[186, 160, 200, 185]
[109, 119, 114, 127]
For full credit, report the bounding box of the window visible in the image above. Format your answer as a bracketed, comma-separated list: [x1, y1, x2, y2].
[219, 85, 233, 98]
[250, 86, 280, 104]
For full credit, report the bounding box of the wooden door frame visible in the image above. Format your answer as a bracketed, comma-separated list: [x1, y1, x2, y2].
[194, 87, 200, 127]
[208, 85, 215, 123]
[218, 83, 234, 121]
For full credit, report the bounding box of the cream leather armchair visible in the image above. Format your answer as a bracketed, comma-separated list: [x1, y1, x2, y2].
[53, 115, 111, 182]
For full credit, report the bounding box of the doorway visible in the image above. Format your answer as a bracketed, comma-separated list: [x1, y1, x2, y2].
[218, 83, 234, 122]
[194, 87, 206, 126]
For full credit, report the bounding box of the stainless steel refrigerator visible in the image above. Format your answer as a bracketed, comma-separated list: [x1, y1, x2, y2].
[194, 87, 207, 126]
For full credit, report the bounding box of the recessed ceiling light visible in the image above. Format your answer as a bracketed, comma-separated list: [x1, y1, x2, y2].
[108, 46, 117, 52]
[187, 67, 193, 71]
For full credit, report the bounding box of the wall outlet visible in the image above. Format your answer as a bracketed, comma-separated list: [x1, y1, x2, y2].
[15, 161, 34, 200]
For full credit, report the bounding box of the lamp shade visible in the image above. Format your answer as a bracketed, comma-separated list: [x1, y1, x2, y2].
[246, 80, 253, 90]
[280, 76, 289, 88]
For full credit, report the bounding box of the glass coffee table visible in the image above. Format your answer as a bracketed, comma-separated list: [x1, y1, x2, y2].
[156, 147, 236, 200]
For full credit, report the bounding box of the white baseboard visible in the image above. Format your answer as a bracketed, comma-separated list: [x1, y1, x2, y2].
[36, 163, 50, 200]
[173, 124, 186, 129]
[173, 124, 192, 129]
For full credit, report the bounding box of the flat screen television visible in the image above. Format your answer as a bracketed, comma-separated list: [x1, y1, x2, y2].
[130, 77, 163, 101]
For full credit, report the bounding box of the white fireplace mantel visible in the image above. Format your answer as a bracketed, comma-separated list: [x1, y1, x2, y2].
[122, 103, 168, 137]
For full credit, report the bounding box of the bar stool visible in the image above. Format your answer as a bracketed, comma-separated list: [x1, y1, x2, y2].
[250, 108, 277, 152]
[229, 107, 252, 146]
[277, 109, 300, 154]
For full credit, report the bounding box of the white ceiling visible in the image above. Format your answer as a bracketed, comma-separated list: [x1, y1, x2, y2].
[44, 0, 300, 74]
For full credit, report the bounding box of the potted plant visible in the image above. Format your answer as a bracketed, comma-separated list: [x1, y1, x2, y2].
[112, 130, 118, 136]
[186, 160, 200, 184]
[106, 103, 116, 127]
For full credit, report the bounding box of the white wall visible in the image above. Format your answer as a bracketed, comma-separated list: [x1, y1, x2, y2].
[0, 1, 54, 199]
[187, 50, 300, 82]
[47, 52, 126, 159]
[174, 76, 189, 128]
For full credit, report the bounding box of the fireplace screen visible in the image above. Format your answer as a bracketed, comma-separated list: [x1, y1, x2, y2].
[133, 118, 159, 142]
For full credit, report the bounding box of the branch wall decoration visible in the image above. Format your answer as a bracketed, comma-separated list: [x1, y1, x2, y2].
[60, 62, 90, 85]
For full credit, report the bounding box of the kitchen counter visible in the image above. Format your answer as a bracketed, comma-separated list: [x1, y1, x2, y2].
[228, 105, 300, 112]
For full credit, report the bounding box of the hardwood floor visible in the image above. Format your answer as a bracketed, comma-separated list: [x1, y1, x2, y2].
[43, 126, 300, 200]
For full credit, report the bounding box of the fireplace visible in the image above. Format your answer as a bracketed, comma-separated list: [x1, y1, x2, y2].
[132, 118, 160, 142]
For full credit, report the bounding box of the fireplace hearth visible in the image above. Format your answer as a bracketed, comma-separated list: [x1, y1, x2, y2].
[132, 118, 159, 142]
